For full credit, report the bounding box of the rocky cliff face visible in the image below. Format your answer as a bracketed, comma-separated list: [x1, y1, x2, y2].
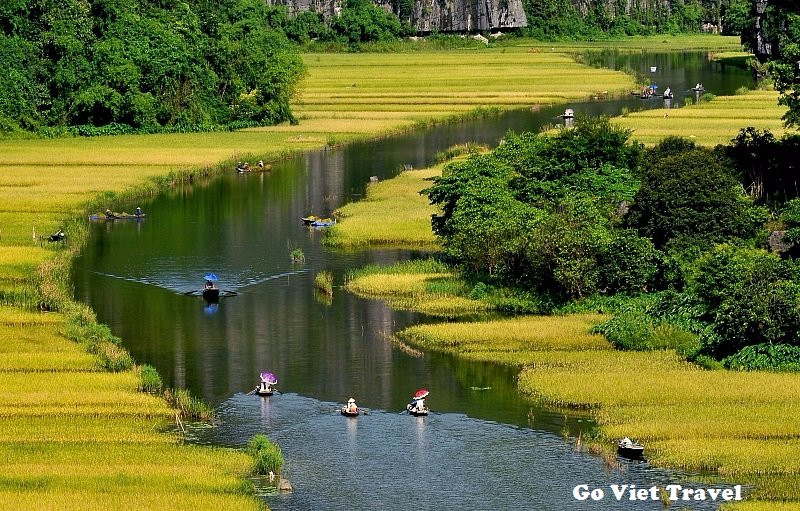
[266, 0, 527, 32]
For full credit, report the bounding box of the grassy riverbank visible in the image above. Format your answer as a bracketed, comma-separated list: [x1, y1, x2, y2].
[616, 89, 788, 146]
[0, 41, 651, 508]
[398, 316, 800, 509]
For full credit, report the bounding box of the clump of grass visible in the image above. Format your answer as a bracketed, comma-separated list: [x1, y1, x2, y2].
[314, 270, 333, 295]
[165, 389, 214, 421]
[247, 434, 284, 475]
[433, 142, 488, 163]
[138, 364, 163, 394]
[289, 248, 305, 264]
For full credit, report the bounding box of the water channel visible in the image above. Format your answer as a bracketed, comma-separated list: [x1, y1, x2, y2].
[73, 51, 754, 510]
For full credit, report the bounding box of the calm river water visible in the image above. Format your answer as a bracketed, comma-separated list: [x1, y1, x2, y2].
[73, 51, 753, 510]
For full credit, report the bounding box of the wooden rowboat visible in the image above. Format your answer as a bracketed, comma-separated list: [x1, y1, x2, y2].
[406, 404, 429, 416]
[617, 438, 645, 460]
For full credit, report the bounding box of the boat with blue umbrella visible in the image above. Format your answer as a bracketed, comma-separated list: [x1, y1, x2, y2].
[203, 273, 220, 302]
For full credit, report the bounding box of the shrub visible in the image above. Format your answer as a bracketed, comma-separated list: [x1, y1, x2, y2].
[247, 434, 284, 474]
[723, 343, 800, 372]
[138, 365, 163, 393]
[290, 248, 305, 264]
[166, 389, 215, 421]
[626, 146, 766, 248]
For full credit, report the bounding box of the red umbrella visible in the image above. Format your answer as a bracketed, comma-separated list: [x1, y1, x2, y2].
[414, 389, 429, 399]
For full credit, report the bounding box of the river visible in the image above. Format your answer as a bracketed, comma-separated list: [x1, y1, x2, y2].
[73, 50, 753, 510]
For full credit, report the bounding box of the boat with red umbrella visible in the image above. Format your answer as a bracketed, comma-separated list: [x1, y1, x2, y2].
[406, 389, 429, 416]
[255, 371, 278, 396]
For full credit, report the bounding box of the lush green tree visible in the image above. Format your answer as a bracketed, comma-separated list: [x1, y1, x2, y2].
[691, 244, 800, 357]
[330, 0, 411, 45]
[726, 128, 800, 204]
[627, 145, 766, 247]
[0, 0, 305, 134]
[721, 0, 751, 35]
[597, 230, 661, 293]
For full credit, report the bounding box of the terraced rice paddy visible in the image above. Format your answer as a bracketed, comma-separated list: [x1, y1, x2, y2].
[617, 89, 790, 146]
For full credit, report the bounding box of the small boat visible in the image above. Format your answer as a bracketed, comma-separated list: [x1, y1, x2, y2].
[202, 273, 220, 303]
[340, 406, 359, 417]
[90, 212, 147, 220]
[692, 84, 705, 92]
[406, 403, 429, 416]
[311, 218, 336, 227]
[202, 287, 219, 302]
[407, 388, 429, 416]
[562, 108, 574, 119]
[617, 437, 645, 459]
[255, 371, 278, 396]
[301, 215, 319, 224]
[650, 66, 657, 73]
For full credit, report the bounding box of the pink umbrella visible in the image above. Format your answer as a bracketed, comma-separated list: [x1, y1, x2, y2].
[260, 371, 278, 385]
[414, 389, 429, 399]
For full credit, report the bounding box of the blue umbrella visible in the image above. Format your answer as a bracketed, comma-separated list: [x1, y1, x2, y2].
[204, 273, 219, 282]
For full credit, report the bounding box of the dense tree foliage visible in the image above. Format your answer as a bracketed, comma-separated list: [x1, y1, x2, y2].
[264, 1, 411, 48]
[427, 123, 800, 368]
[0, 0, 304, 135]
[626, 146, 766, 248]
[726, 128, 800, 205]
[522, 0, 740, 40]
[426, 118, 646, 299]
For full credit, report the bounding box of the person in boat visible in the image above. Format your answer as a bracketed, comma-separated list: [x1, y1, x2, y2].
[410, 396, 425, 412]
[135, 206, 142, 218]
[105, 209, 114, 219]
[204, 279, 215, 290]
[258, 160, 264, 169]
[663, 87, 672, 98]
[259, 380, 272, 394]
[346, 397, 358, 414]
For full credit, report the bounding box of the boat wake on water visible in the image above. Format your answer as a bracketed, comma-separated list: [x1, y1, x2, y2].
[90, 268, 309, 295]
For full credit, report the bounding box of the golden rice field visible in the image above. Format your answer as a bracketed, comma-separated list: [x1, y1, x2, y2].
[325, 166, 441, 249]
[394, 315, 800, 507]
[290, 51, 635, 133]
[618, 89, 791, 146]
